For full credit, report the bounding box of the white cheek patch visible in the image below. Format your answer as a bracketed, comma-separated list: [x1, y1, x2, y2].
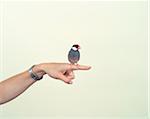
[72, 47, 77, 51]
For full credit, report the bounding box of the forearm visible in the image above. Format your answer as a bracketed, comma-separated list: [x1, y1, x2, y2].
[0, 64, 45, 104]
[0, 63, 90, 105]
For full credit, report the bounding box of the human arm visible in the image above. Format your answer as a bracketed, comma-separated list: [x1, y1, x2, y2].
[0, 63, 91, 104]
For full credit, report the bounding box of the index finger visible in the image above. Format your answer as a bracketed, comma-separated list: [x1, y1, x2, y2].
[70, 64, 91, 70]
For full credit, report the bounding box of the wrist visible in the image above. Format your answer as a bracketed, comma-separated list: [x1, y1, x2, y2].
[32, 64, 46, 78]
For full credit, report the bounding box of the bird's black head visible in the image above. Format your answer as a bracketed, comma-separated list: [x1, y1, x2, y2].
[72, 44, 80, 50]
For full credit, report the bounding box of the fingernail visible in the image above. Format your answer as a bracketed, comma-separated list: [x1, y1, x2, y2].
[86, 66, 91, 69]
[89, 66, 91, 69]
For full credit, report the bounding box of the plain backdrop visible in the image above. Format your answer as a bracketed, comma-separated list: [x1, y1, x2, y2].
[0, 1, 148, 119]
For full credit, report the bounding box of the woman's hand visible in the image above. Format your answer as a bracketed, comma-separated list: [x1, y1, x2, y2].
[37, 63, 91, 84]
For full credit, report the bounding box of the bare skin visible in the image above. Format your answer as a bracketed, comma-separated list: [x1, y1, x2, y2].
[0, 63, 91, 104]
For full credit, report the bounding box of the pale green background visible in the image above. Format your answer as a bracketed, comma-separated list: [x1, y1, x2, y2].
[0, 1, 148, 119]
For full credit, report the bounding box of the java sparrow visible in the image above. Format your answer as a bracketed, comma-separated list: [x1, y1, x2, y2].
[68, 44, 80, 64]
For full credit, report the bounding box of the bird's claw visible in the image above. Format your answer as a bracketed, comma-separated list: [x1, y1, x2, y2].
[74, 63, 79, 66]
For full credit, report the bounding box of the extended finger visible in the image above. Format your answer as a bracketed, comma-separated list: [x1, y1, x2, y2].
[70, 64, 91, 70]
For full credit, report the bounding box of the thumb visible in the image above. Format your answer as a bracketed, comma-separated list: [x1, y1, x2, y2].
[59, 73, 72, 84]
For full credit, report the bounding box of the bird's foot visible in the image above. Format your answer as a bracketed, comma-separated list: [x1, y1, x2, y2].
[74, 63, 79, 66]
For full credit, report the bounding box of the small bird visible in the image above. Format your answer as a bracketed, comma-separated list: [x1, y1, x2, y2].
[68, 44, 80, 64]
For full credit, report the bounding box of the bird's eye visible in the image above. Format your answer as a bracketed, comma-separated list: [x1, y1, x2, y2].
[72, 44, 79, 48]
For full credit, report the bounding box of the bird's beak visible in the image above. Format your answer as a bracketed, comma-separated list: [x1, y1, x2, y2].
[78, 46, 81, 49]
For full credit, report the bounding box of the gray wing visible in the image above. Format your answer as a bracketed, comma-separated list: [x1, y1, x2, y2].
[68, 50, 80, 64]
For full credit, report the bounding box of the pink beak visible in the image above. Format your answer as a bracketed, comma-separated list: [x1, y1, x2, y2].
[78, 46, 81, 49]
